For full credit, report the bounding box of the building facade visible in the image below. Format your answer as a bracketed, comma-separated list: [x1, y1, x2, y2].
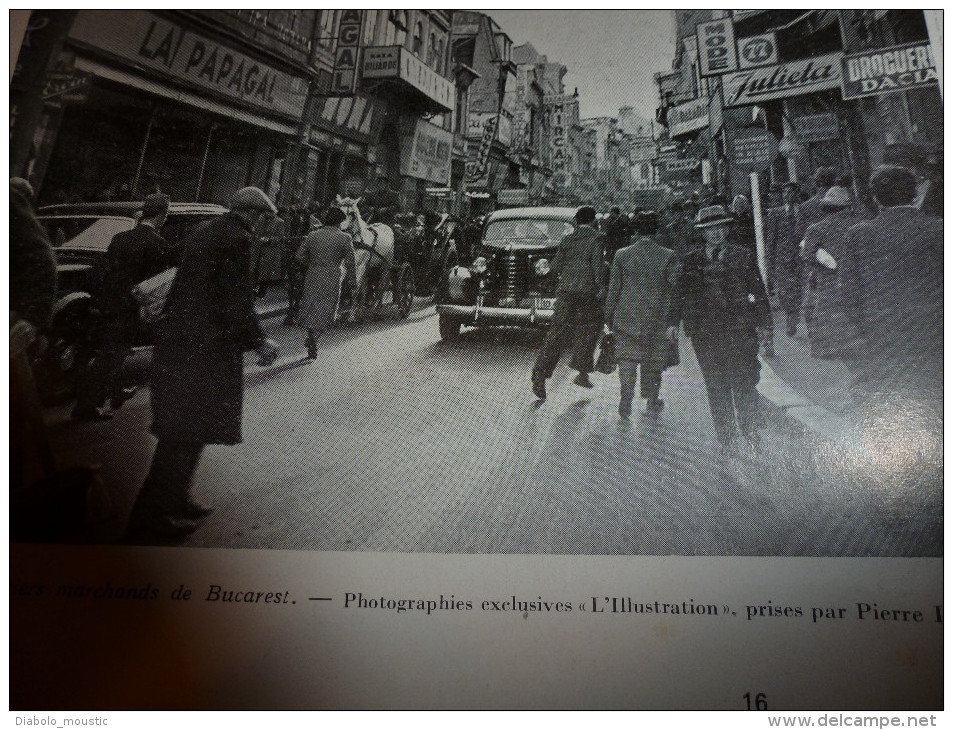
[655, 10, 943, 211]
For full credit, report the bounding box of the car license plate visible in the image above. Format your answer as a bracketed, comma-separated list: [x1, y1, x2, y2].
[537, 298, 556, 310]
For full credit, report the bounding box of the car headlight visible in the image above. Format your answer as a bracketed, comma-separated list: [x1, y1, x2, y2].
[534, 258, 551, 276]
[472, 256, 488, 274]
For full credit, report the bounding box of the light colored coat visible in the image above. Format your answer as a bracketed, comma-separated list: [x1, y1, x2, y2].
[604, 236, 680, 365]
[296, 225, 357, 331]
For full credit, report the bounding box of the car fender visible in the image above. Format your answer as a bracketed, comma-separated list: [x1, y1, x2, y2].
[51, 291, 94, 326]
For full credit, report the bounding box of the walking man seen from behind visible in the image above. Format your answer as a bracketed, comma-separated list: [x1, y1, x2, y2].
[532, 205, 606, 400]
[72, 194, 173, 421]
[124, 187, 279, 542]
[604, 211, 680, 418]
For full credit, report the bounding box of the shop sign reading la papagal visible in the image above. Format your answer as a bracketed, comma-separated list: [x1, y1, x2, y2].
[68, 10, 308, 119]
[722, 52, 842, 108]
[841, 42, 938, 100]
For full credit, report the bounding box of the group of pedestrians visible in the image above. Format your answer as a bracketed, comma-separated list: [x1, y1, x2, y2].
[528, 160, 942, 458]
[531, 202, 770, 454]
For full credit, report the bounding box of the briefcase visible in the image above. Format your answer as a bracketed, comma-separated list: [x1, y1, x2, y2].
[595, 332, 617, 374]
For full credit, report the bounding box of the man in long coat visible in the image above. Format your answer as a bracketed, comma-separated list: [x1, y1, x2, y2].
[678, 205, 772, 452]
[124, 187, 279, 541]
[604, 211, 680, 417]
[800, 186, 866, 359]
[72, 194, 173, 420]
[764, 182, 807, 336]
[838, 166, 943, 412]
[532, 205, 606, 399]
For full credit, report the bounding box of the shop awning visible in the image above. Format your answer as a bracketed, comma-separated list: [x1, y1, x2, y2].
[74, 57, 298, 136]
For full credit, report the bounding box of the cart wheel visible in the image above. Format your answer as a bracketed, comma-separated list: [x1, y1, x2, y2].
[395, 264, 416, 319]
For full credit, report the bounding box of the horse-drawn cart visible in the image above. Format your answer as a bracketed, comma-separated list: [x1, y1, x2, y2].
[334, 196, 416, 323]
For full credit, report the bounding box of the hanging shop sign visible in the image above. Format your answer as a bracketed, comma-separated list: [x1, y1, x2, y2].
[697, 19, 738, 76]
[722, 52, 843, 108]
[311, 93, 383, 144]
[667, 96, 710, 138]
[727, 128, 779, 171]
[331, 9, 364, 94]
[68, 10, 309, 118]
[42, 70, 92, 103]
[466, 114, 498, 188]
[666, 159, 701, 172]
[840, 42, 938, 100]
[793, 112, 839, 143]
[498, 189, 529, 206]
[737, 33, 779, 70]
[361, 45, 454, 111]
[401, 119, 453, 184]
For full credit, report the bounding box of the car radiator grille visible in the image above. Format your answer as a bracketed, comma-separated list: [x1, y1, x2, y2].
[499, 253, 530, 298]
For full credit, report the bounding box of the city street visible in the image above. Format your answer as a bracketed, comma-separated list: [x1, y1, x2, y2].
[42, 299, 941, 556]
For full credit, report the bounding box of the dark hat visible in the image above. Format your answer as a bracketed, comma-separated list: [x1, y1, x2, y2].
[575, 205, 597, 224]
[141, 193, 170, 217]
[694, 205, 734, 229]
[229, 187, 278, 214]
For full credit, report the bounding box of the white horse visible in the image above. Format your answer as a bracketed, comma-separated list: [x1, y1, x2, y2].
[335, 195, 395, 317]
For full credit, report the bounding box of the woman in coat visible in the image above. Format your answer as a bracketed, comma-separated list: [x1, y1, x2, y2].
[604, 211, 681, 417]
[296, 207, 357, 359]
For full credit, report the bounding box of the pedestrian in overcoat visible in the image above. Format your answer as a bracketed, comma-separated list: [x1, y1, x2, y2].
[73, 194, 173, 420]
[296, 207, 357, 359]
[604, 211, 680, 417]
[531, 206, 607, 399]
[678, 205, 772, 452]
[125, 187, 279, 542]
[800, 186, 866, 359]
[838, 166, 943, 411]
[764, 182, 807, 336]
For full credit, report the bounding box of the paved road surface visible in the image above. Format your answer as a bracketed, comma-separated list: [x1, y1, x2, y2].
[42, 306, 941, 556]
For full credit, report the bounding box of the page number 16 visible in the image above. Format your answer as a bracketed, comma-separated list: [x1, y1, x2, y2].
[744, 692, 768, 710]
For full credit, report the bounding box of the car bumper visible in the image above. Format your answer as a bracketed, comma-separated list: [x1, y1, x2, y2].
[436, 302, 554, 326]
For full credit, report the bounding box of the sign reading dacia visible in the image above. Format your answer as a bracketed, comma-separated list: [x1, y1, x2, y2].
[841, 42, 938, 100]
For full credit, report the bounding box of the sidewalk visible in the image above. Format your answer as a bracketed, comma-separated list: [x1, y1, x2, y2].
[756, 306, 856, 441]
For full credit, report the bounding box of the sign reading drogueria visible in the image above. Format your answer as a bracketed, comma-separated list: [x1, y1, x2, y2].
[722, 52, 842, 107]
[841, 42, 938, 100]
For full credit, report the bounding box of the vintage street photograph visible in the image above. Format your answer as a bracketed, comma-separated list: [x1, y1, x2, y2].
[10, 10, 943, 556]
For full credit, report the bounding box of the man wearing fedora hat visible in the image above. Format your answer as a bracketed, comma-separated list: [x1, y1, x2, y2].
[125, 187, 279, 541]
[678, 205, 772, 452]
[72, 193, 174, 421]
[801, 185, 866, 358]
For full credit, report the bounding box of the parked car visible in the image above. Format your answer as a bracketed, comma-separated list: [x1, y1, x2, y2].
[32, 201, 227, 402]
[435, 206, 577, 340]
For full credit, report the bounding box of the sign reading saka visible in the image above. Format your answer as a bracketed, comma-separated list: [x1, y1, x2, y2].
[841, 42, 938, 100]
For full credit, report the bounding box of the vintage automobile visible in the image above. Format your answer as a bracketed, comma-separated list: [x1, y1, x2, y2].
[33, 201, 227, 402]
[435, 206, 577, 340]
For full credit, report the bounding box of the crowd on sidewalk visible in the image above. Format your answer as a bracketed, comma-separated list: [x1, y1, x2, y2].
[530, 164, 943, 469]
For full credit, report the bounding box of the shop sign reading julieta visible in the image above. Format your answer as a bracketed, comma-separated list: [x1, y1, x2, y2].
[840, 42, 938, 100]
[722, 52, 843, 108]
